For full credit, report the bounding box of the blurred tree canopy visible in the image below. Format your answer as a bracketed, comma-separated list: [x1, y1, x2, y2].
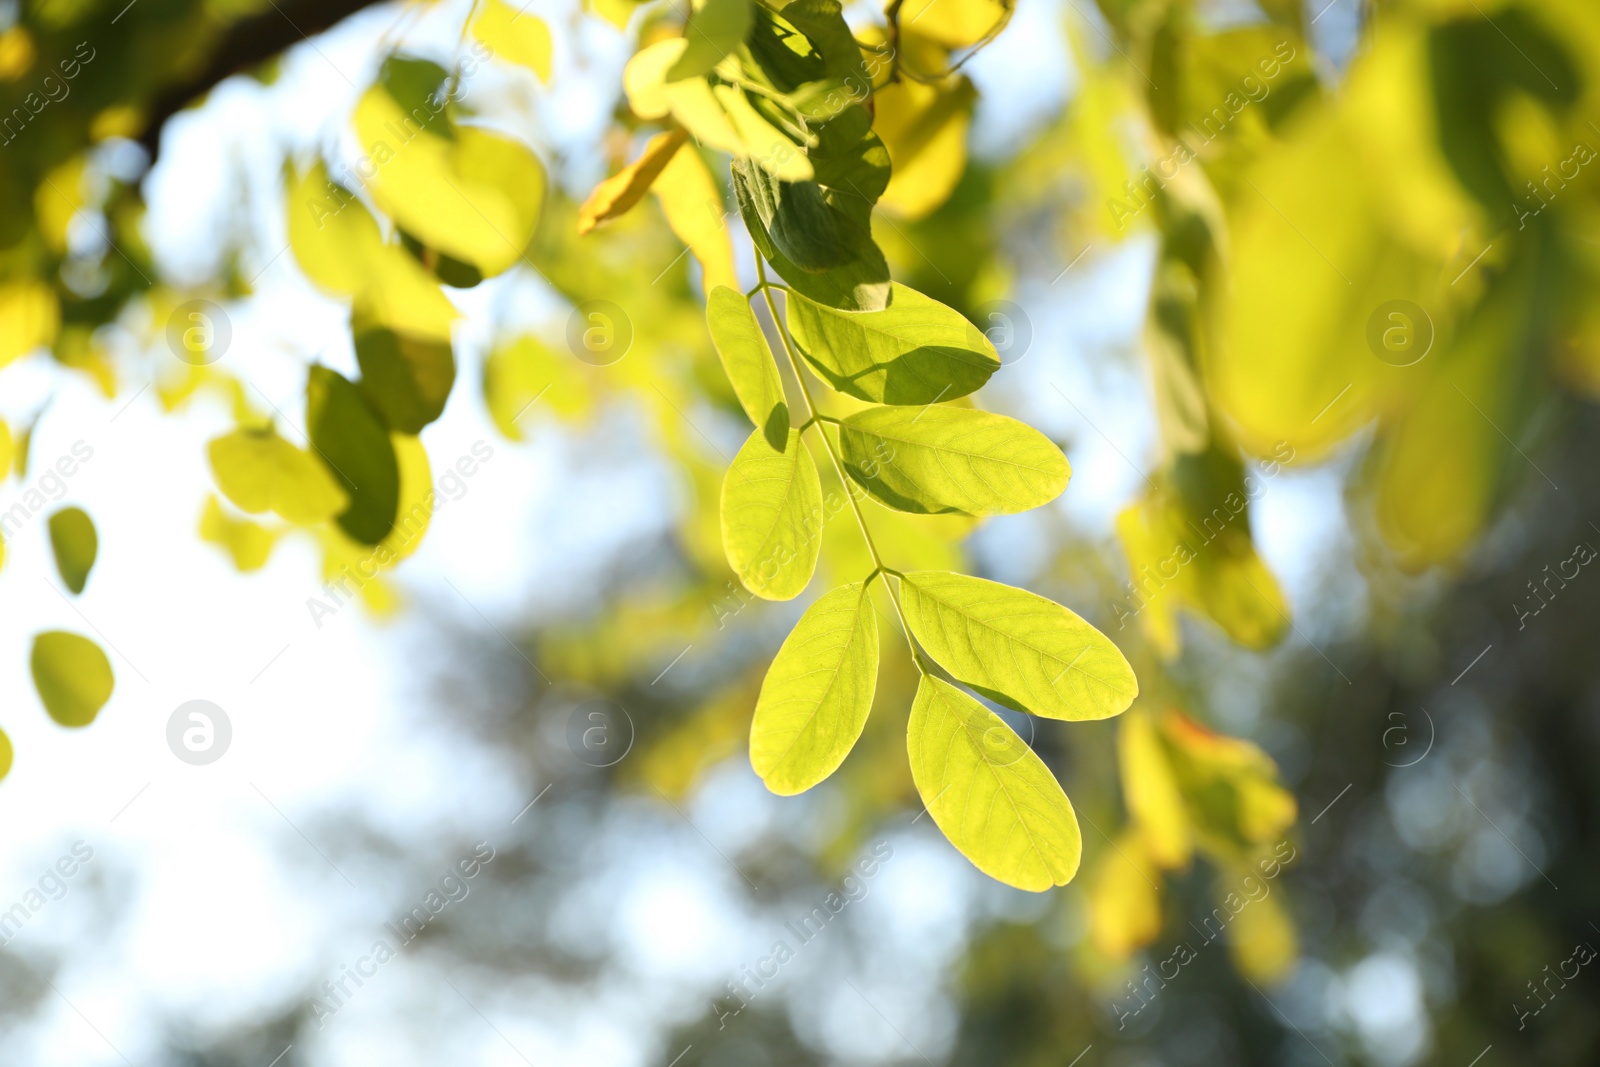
[2, 0, 1600, 1061]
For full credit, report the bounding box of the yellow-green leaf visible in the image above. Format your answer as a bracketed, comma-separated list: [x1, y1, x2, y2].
[900, 570, 1138, 721]
[653, 139, 739, 292]
[285, 160, 387, 298]
[838, 405, 1069, 515]
[908, 675, 1082, 891]
[751, 580, 879, 794]
[0, 725, 11, 781]
[306, 366, 400, 545]
[667, 0, 753, 81]
[577, 129, 688, 234]
[200, 496, 281, 573]
[352, 314, 456, 434]
[483, 335, 592, 438]
[787, 283, 998, 404]
[707, 285, 788, 449]
[472, 0, 553, 82]
[47, 506, 97, 594]
[720, 427, 823, 600]
[31, 630, 113, 728]
[207, 425, 349, 525]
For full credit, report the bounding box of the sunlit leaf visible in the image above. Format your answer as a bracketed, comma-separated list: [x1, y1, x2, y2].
[750, 580, 879, 794]
[653, 140, 740, 292]
[199, 495, 281, 573]
[483, 335, 592, 439]
[31, 631, 113, 728]
[707, 285, 789, 449]
[1088, 830, 1164, 958]
[285, 159, 387, 298]
[908, 675, 1082, 891]
[720, 427, 823, 599]
[873, 76, 977, 221]
[473, 0, 553, 82]
[47, 506, 97, 594]
[208, 424, 349, 525]
[667, 0, 753, 81]
[306, 366, 400, 545]
[838, 405, 1069, 515]
[787, 283, 998, 404]
[0, 282, 58, 368]
[578, 129, 688, 234]
[354, 58, 546, 276]
[1119, 708, 1193, 869]
[900, 570, 1137, 720]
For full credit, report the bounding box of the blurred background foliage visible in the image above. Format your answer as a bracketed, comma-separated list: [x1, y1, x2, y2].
[0, 0, 1598, 1063]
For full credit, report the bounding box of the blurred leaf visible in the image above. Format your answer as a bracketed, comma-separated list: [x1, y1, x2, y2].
[751, 580, 879, 794]
[708, 285, 789, 449]
[0, 283, 58, 368]
[578, 129, 688, 234]
[1088, 830, 1164, 958]
[1224, 875, 1299, 983]
[1159, 711, 1297, 853]
[721, 427, 823, 599]
[473, 0, 553, 82]
[787, 282, 998, 404]
[874, 76, 977, 220]
[306, 367, 400, 545]
[908, 675, 1082, 891]
[1119, 707, 1193, 869]
[199, 495, 281, 573]
[667, 0, 753, 81]
[483, 335, 592, 438]
[838, 405, 1070, 514]
[352, 315, 457, 433]
[900, 570, 1138, 720]
[31, 631, 113, 728]
[207, 424, 349, 525]
[653, 139, 740, 292]
[47, 506, 96, 594]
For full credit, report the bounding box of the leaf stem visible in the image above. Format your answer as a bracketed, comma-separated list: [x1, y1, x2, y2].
[754, 256, 927, 674]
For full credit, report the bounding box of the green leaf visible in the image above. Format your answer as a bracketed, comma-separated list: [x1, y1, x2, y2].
[720, 427, 823, 600]
[47, 506, 97, 594]
[306, 367, 401, 545]
[0, 725, 12, 781]
[751, 580, 879, 794]
[787, 283, 1000, 404]
[353, 314, 457, 433]
[907, 675, 1082, 891]
[707, 286, 789, 450]
[900, 571, 1138, 720]
[733, 106, 892, 311]
[668, 0, 754, 81]
[31, 630, 113, 728]
[838, 405, 1070, 514]
[207, 425, 349, 525]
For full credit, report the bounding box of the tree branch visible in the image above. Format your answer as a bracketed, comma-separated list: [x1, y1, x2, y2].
[137, 0, 383, 159]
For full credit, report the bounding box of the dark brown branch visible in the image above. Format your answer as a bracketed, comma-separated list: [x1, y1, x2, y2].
[136, 0, 382, 160]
